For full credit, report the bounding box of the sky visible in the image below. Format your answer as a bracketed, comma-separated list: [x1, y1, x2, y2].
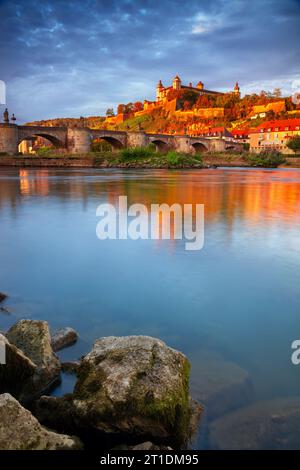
[0, 0, 300, 123]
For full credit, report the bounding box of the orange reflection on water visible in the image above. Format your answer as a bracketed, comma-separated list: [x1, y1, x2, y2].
[107, 169, 300, 231]
[19, 169, 50, 196]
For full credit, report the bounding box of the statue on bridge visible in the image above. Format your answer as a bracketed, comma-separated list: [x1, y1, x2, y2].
[3, 108, 9, 123]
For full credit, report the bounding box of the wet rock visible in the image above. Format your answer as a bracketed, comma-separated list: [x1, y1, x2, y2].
[0, 333, 37, 401]
[0, 292, 7, 303]
[51, 327, 78, 352]
[113, 441, 173, 450]
[61, 361, 80, 374]
[0, 393, 82, 450]
[190, 351, 253, 420]
[209, 397, 300, 449]
[0, 306, 12, 315]
[36, 336, 200, 448]
[6, 320, 61, 399]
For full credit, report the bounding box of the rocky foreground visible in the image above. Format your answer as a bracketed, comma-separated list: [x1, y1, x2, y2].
[1, 292, 300, 450]
[0, 318, 202, 450]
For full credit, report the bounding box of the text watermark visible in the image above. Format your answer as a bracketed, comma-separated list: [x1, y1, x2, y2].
[291, 340, 300, 365]
[0, 80, 6, 105]
[0, 338, 5, 364]
[96, 196, 204, 251]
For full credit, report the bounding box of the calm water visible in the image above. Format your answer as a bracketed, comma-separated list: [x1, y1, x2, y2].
[1, 167, 300, 448]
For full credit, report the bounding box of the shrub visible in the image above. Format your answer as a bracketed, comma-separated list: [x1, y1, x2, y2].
[36, 146, 53, 157]
[166, 151, 187, 166]
[119, 146, 156, 160]
[247, 150, 286, 168]
[91, 140, 113, 152]
[287, 135, 300, 153]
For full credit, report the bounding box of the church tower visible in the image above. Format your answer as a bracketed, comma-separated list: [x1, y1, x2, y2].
[172, 75, 182, 91]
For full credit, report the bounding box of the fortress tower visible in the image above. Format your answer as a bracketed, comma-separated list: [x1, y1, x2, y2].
[156, 80, 164, 101]
[172, 75, 182, 91]
[233, 81, 240, 97]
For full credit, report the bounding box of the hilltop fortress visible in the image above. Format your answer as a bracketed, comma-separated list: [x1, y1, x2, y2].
[106, 75, 241, 126]
[155, 75, 240, 101]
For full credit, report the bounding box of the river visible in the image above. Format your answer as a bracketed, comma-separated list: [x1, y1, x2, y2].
[0, 166, 300, 448]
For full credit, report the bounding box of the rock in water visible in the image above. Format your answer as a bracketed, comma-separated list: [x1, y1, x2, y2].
[51, 327, 78, 352]
[190, 351, 253, 419]
[209, 397, 300, 449]
[61, 361, 80, 374]
[0, 333, 37, 401]
[0, 393, 82, 450]
[6, 320, 61, 399]
[36, 336, 200, 448]
[0, 292, 7, 303]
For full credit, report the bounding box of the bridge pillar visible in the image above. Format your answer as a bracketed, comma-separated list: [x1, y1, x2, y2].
[67, 128, 91, 153]
[173, 136, 191, 153]
[208, 139, 226, 151]
[0, 123, 18, 155]
[126, 132, 148, 148]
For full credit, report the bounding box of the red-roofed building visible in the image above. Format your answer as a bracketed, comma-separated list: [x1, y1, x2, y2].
[249, 119, 300, 153]
[231, 128, 250, 144]
[198, 127, 233, 139]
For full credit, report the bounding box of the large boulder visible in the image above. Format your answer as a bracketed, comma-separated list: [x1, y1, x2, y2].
[0, 333, 37, 401]
[190, 351, 253, 419]
[51, 327, 78, 352]
[0, 393, 82, 450]
[209, 397, 300, 449]
[36, 336, 201, 448]
[6, 320, 61, 399]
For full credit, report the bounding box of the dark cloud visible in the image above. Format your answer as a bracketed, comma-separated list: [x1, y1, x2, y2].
[0, 0, 299, 122]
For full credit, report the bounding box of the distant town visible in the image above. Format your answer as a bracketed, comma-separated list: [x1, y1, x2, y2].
[16, 75, 300, 155]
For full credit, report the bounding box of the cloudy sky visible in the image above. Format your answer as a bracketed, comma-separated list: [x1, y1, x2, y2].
[0, 0, 299, 122]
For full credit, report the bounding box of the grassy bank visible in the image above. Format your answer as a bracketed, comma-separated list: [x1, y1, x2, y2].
[1, 147, 299, 169]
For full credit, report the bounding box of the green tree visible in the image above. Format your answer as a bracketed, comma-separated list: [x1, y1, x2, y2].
[287, 135, 300, 153]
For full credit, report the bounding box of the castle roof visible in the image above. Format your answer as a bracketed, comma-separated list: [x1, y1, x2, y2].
[173, 75, 181, 81]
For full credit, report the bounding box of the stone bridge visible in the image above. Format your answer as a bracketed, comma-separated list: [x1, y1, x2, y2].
[0, 123, 242, 155]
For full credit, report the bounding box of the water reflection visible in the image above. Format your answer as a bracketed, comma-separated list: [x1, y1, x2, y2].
[0, 168, 299, 230]
[0, 167, 300, 449]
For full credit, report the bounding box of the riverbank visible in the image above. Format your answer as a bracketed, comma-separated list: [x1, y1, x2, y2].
[1, 153, 299, 169]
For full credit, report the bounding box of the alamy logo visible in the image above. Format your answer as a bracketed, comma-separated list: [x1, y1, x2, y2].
[96, 196, 204, 251]
[0, 80, 6, 105]
[0, 338, 5, 364]
[291, 340, 300, 365]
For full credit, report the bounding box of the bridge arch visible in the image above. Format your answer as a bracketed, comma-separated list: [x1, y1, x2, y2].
[98, 135, 124, 149]
[18, 133, 64, 148]
[190, 141, 208, 153]
[149, 138, 169, 152]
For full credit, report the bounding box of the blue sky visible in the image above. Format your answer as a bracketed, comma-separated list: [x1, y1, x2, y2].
[0, 0, 300, 122]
